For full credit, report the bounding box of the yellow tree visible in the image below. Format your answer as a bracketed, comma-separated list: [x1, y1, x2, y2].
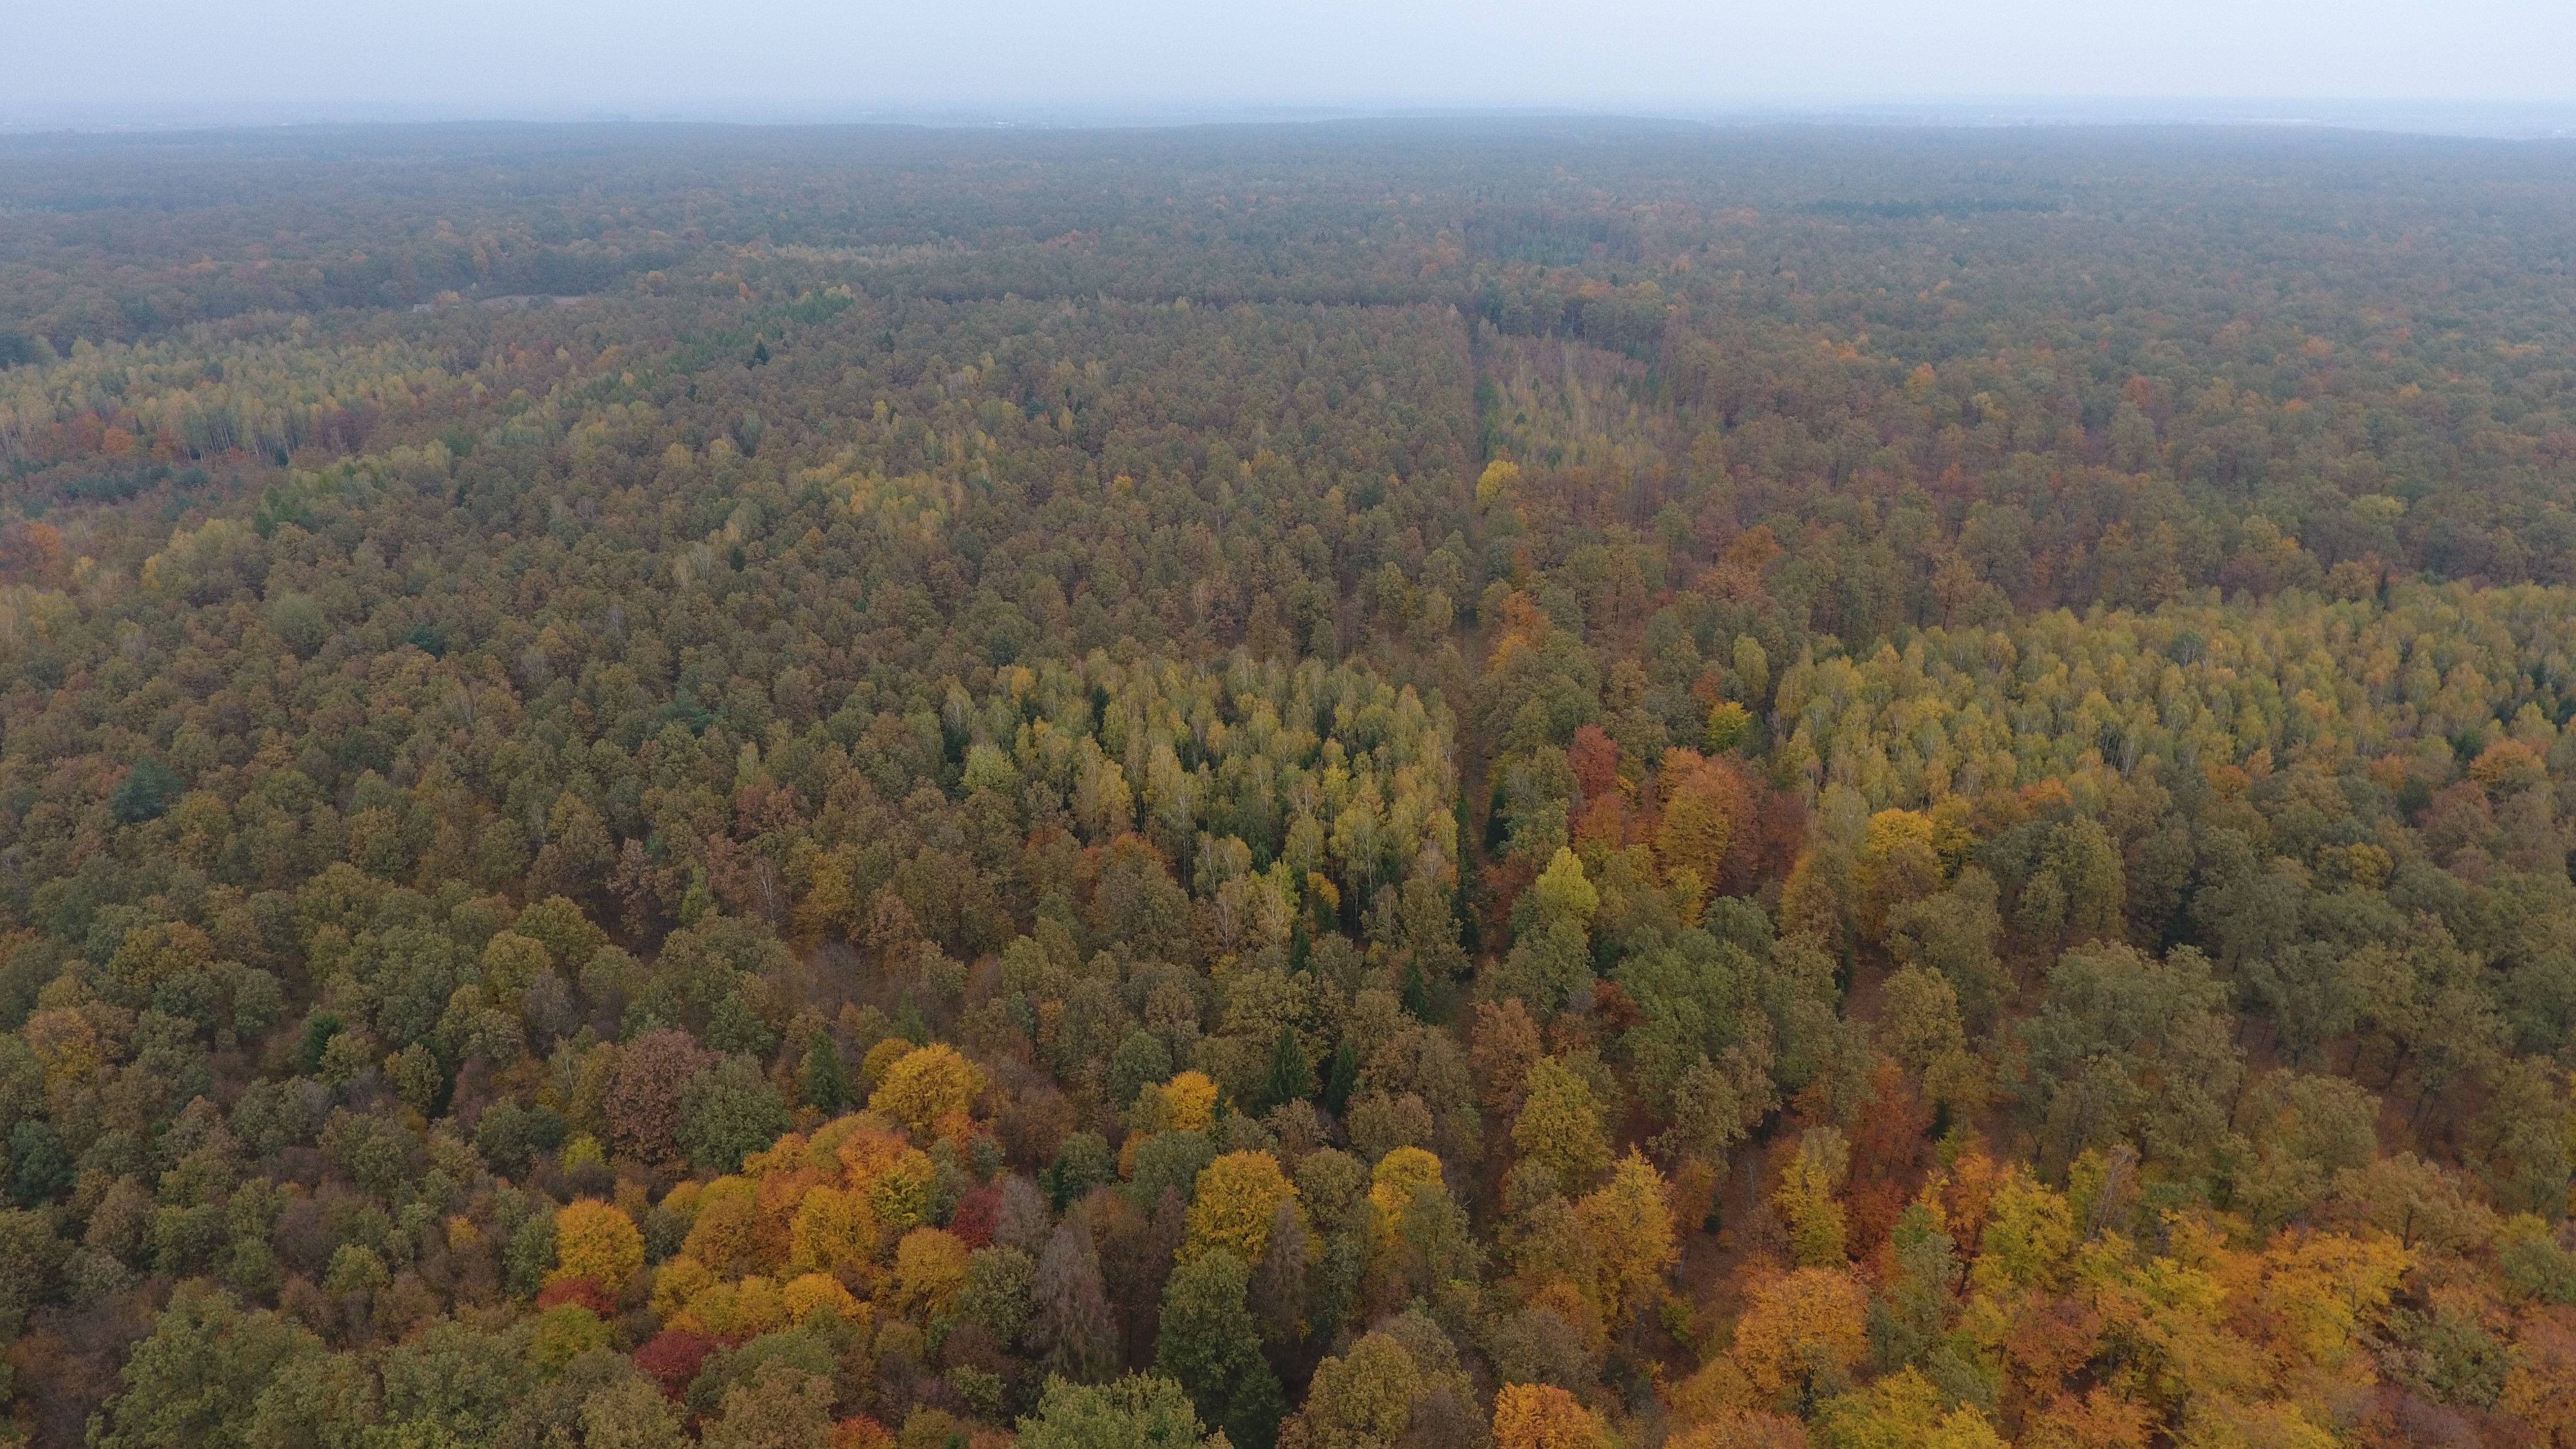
[1186, 1151, 1303, 1264]
[782, 1272, 860, 1323]
[1730, 1267, 1868, 1400]
[1771, 1128, 1849, 1268]
[1577, 1151, 1677, 1326]
[2254, 1229, 2410, 1376]
[894, 1227, 972, 1318]
[1653, 750, 1741, 900]
[1132, 1070, 1224, 1139]
[1368, 1147, 1446, 1244]
[551, 1199, 645, 1289]
[1969, 1168, 2074, 1296]
[869, 1044, 986, 1142]
[1492, 1385, 1608, 1449]
[1815, 1368, 2005, 1449]
[788, 1184, 880, 1276]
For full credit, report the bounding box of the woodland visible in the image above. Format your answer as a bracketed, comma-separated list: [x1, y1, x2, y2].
[3, 118, 2576, 1449]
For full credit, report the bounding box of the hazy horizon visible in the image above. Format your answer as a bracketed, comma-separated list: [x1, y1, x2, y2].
[8, 0, 2571, 134]
[8, 98, 2576, 142]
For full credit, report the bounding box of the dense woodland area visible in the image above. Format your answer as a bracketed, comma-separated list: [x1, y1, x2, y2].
[6, 118, 2576, 1449]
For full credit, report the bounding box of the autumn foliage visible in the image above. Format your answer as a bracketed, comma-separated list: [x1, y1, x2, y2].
[21, 121, 2576, 1449]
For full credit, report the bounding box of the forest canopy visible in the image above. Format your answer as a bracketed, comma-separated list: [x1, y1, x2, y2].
[5, 118, 2576, 1449]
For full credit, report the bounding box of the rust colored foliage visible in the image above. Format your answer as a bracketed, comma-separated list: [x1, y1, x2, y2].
[607, 1029, 715, 1166]
[536, 1275, 620, 1316]
[633, 1329, 717, 1396]
[1843, 1061, 1934, 1263]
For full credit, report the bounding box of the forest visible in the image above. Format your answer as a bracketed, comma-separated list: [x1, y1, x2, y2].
[4, 117, 2576, 1449]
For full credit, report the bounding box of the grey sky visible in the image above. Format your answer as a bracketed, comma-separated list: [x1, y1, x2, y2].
[5, 0, 2571, 118]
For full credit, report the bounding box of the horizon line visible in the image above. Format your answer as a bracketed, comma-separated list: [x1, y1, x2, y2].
[8, 96, 2576, 142]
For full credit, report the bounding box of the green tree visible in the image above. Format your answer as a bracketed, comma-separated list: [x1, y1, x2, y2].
[2020, 942, 2242, 1173]
[677, 1055, 793, 1174]
[1262, 1026, 1315, 1110]
[702, 1363, 837, 1449]
[1156, 1249, 1283, 1449]
[800, 1032, 852, 1113]
[376, 1318, 538, 1446]
[97, 1282, 322, 1449]
[1016, 1374, 1219, 1449]
[579, 1374, 688, 1449]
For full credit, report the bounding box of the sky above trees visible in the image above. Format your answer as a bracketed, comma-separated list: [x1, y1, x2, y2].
[4, 0, 2571, 119]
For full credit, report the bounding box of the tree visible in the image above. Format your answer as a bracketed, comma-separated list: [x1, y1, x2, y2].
[871, 1043, 987, 1141]
[1291, 1331, 1421, 1449]
[1577, 1151, 1676, 1325]
[1654, 750, 1745, 898]
[2506, 1309, 2576, 1448]
[1262, 1026, 1316, 1110]
[97, 1282, 321, 1449]
[1250, 1199, 1311, 1351]
[1492, 1384, 1607, 1449]
[1968, 1169, 2074, 1296]
[1772, 1128, 1850, 1267]
[679, 1055, 793, 1174]
[479, 931, 551, 1005]
[580, 1374, 689, 1449]
[1017, 1373, 1220, 1449]
[789, 1184, 880, 1276]
[1472, 1000, 1545, 1121]
[1157, 1249, 1282, 1449]
[703, 1362, 838, 1449]
[1513, 1058, 1611, 1193]
[1814, 1368, 2005, 1449]
[2020, 942, 2242, 1174]
[2474, 1056, 2574, 1219]
[2040, 817, 2125, 947]
[1492, 919, 1593, 1017]
[896, 1228, 973, 1318]
[1114, 1031, 1178, 1108]
[376, 1318, 538, 1445]
[1886, 869, 2010, 1033]
[516, 895, 610, 976]
[607, 1029, 715, 1166]
[1730, 1266, 1869, 1401]
[801, 1032, 853, 1112]
[1186, 1151, 1302, 1265]
[238, 1349, 378, 1449]
[2333, 1153, 2497, 1253]
[2233, 1071, 2379, 1229]
[962, 1244, 1037, 1346]
[1032, 1220, 1121, 1385]
[1367, 1147, 1446, 1242]
[1855, 809, 1944, 942]
[551, 1198, 645, 1290]
[112, 757, 183, 825]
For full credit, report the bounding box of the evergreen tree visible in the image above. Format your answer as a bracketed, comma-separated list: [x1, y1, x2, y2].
[1324, 1041, 1360, 1115]
[1262, 1027, 1314, 1111]
[799, 1033, 851, 1113]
